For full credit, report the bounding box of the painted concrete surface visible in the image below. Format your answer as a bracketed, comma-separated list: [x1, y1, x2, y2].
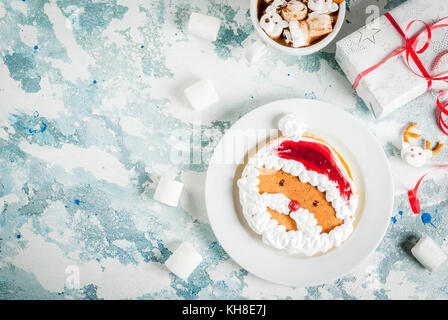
[0, 0, 447, 299]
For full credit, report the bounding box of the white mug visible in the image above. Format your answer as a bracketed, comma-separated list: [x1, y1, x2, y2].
[247, 0, 346, 57]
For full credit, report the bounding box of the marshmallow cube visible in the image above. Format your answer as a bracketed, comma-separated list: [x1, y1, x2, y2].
[184, 79, 219, 111]
[245, 40, 267, 65]
[188, 12, 221, 42]
[165, 243, 203, 280]
[153, 176, 183, 207]
[411, 236, 447, 272]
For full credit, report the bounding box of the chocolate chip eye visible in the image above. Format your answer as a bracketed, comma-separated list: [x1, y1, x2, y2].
[274, 21, 278, 24]
[313, 200, 319, 207]
[265, 18, 270, 23]
[411, 148, 414, 151]
[279, 179, 285, 186]
[419, 152, 422, 156]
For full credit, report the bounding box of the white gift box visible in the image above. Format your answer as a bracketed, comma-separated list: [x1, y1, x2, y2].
[335, 0, 448, 118]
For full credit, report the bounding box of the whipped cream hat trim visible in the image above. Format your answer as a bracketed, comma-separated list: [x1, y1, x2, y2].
[237, 114, 358, 256]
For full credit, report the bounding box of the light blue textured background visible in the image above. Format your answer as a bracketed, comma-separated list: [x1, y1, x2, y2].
[0, 0, 447, 299]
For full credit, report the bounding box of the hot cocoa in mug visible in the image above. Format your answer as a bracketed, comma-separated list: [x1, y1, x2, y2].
[256, 0, 344, 48]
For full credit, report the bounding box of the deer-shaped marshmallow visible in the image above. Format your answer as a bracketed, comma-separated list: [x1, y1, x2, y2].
[401, 123, 444, 167]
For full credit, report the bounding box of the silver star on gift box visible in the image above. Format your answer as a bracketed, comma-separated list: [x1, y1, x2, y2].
[357, 26, 381, 44]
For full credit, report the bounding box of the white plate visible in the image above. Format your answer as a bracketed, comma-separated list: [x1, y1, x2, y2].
[205, 99, 393, 287]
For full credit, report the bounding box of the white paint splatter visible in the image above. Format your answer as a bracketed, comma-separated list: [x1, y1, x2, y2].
[0, 127, 9, 140]
[0, 3, 6, 19]
[0, 194, 19, 213]
[10, 225, 75, 292]
[112, 239, 135, 251]
[240, 271, 308, 299]
[40, 201, 76, 244]
[180, 171, 208, 223]
[44, 1, 95, 82]
[0, 63, 66, 126]
[10, 224, 172, 298]
[384, 262, 427, 299]
[19, 142, 130, 187]
[120, 116, 145, 137]
[102, 0, 147, 46]
[101, 90, 128, 111]
[10, 1, 28, 16]
[19, 24, 38, 47]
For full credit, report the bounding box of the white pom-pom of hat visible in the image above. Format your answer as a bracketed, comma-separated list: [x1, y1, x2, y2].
[278, 113, 306, 141]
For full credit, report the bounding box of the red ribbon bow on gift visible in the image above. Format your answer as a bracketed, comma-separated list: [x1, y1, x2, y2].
[353, 14, 448, 135]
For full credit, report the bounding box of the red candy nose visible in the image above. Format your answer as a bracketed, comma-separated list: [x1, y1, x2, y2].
[288, 200, 300, 212]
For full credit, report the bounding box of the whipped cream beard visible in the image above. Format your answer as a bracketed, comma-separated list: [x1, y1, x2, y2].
[237, 114, 358, 256]
[257, 0, 339, 48]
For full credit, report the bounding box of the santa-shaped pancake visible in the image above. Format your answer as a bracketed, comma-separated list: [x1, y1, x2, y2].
[237, 114, 358, 256]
